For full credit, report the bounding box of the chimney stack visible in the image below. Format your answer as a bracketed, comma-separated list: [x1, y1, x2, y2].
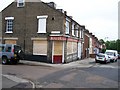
[47, 2, 56, 9]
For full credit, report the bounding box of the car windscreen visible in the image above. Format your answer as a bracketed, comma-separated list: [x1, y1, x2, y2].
[105, 52, 114, 56]
[96, 54, 105, 57]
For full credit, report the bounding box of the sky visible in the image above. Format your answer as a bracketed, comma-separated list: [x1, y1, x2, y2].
[0, 0, 119, 41]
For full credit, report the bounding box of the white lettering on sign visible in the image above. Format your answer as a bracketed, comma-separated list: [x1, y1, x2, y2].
[50, 37, 66, 41]
[50, 36, 79, 42]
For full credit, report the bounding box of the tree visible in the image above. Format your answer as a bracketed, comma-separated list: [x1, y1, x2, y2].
[99, 39, 106, 53]
[116, 39, 120, 53]
[99, 39, 105, 44]
[104, 39, 120, 53]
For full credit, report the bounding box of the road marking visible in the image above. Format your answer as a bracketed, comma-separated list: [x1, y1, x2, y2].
[99, 65, 118, 68]
[93, 64, 118, 69]
[2, 74, 28, 83]
[2, 74, 35, 88]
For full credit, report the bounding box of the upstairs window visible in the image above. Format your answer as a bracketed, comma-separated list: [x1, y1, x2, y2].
[75, 25, 79, 37]
[5, 17, 14, 33]
[17, 0, 25, 7]
[80, 27, 84, 39]
[72, 22, 75, 36]
[37, 15, 48, 33]
[65, 18, 70, 34]
[80, 30, 82, 38]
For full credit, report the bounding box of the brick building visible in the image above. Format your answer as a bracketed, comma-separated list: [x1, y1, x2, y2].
[1, 0, 85, 63]
[83, 29, 101, 59]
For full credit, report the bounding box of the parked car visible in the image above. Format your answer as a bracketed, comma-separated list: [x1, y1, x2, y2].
[0, 44, 24, 64]
[118, 54, 120, 59]
[95, 53, 110, 63]
[105, 50, 118, 62]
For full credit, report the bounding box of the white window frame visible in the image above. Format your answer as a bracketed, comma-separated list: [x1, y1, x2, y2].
[65, 18, 70, 34]
[81, 29, 84, 39]
[37, 15, 48, 33]
[5, 17, 14, 33]
[80, 29, 82, 38]
[72, 22, 75, 36]
[17, 0, 25, 7]
[75, 25, 79, 37]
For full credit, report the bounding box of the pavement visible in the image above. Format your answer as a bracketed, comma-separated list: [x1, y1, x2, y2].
[20, 58, 96, 68]
[2, 74, 34, 89]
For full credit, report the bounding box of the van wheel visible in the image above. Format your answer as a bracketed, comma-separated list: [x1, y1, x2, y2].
[2, 57, 8, 65]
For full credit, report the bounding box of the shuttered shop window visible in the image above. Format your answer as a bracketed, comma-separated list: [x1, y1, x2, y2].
[54, 41, 62, 55]
[33, 40, 47, 55]
[67, 42, 72, 55]
[73, 42, 77, 53]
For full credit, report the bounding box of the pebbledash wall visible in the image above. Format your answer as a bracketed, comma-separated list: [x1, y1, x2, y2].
[1, 0, 85, 63]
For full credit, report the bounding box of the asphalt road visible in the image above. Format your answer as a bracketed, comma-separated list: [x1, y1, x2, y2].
[2, 59, 120, 89]
[35, 61, 118, 88]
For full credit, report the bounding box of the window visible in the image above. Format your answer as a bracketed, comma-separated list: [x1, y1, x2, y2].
[72, 23, 75, 36]
[80, 30, 81, 38]
[75, 25, 79, 37]
[17, 0, 25, 7]
[6, 46, 12, 52]
[5, 17, 14, 33]
[80, 28, 84, 39]
[65, 18, 70, 34]
[37, 15, 48, 33]
[0, 46, 5, 52]
[76, 30, 78, 37]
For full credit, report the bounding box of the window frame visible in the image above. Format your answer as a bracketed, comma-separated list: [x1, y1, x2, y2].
[37, 15, 48, 34]
[72, 22, 75, 36]
[65, 18, 70, 34]
[5, 17, 14, 33]
[17, 0, 25, 7]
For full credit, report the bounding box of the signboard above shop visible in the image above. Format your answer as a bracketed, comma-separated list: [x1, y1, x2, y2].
[50, 36, 80, 42]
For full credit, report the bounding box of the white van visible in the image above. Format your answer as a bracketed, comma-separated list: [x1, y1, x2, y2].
[105, 50, 118, 62]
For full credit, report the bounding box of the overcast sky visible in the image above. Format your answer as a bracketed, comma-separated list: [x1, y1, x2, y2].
[0, 0, 119, 41]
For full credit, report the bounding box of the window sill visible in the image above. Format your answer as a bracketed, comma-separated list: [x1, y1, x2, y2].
[37, 32, 46, 34]
[5, 31, 13, 34]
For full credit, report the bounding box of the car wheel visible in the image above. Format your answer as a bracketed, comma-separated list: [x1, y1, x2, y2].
[110, 59, 114, 63]
[105, 61, 107, 64]
[115, 59, 117, 62]
[2, 57, 8, 65]
[95, 60, 99, 63]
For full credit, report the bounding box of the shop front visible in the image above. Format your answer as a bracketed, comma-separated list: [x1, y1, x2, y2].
[50, 36, 80, 63]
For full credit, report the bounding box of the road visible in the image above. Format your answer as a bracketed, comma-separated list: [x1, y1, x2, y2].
[2, 59, 119, 89]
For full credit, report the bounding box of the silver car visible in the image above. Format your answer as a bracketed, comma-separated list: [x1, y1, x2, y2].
[95, 53, 110, 63]
[0, 44, 24, 64]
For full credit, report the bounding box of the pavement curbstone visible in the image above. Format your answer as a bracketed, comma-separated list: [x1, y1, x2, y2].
[20, 58, 96, 68]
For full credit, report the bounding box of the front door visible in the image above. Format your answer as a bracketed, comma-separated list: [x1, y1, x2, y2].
[78, 42, 81, 59]
[52, 41, 64, 63]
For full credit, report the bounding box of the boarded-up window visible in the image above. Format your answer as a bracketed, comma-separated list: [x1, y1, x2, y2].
[5, 40, 16, 44]
[54, 41, 62, 55]
[33, 40, 47, 55]
[67, 41, 72, 55]
[73, 42, 77, 53]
